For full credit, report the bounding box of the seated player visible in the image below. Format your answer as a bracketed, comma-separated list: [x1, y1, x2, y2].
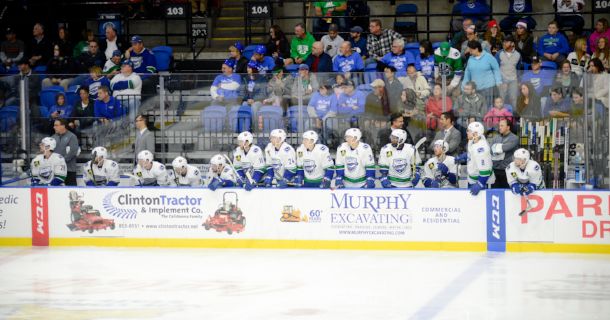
[506, 148, 545, 196]
[206, 154, 240, 191]
[422, 140, 457, 188]
[31, 137, 67, 186]
[133, 150, 171, 186]
[170, 156, 202, 187]
[83, 146, 120, 186]
[378, 129, 421, 188]
[233, 131, 266, 191]
[295, 130, 335, 188]
[335, 128, 375, 188]
[264, 129, 297, 188]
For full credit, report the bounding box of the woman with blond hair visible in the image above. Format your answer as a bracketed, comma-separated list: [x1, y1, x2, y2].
[566, 38, 590, 77]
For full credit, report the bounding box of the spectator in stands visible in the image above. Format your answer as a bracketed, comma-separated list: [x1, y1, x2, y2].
[349, 26, 367, 59]
[590, 18, 610, 53]
[313, 0, 347, 36]
[287, 23, 315, 66]
[289, 64, 318, 105]
[266, 25, 290, 65]
[419, 40, 435, 86]
[366, 19, 403, 63]
[383, 66, 403, 112]
[497, 35, 521, 109]
[538, 21, 570, 66]
[460, 25, 490, 62]
[592, 37, 610, 70]
[377, 112, 415, 146]
[331, 73, 346, 97]
[483, 20, 503, 56]
[305, 41, 333, 73]
[73, 29, 95, 58]
[52, 118, 80, 185]
[250, 45, 276, 74]
[94, 86, 123, 123]
[74, 40, 106, 86]
[0, 59, 40, 110]
[49, 92, 73, 122]
[365, 79, 389, 116]
[83, 66, 110, 100]
[400, 64, 430, 102]
[134, 114, 154, 158]
[454, 81, 486, 122]
[553, 0, 584, 35]
[434, 42, 463, 96]
[110, 60, 142, 114]
[516, 82, 542, 119]
[489, 118, 518, 188]
[53, 26, 73, 58]
[499, 0, 536, 33]
[554, 60, 579, 96]
[1, 28, 24, 72]
[483, 97, 513, 127]
[229, 42, 248, 74]
[451, 18, 473, 49]
[242, 61, 268, 122]
[125, 35, 157, 75]
[210, 59, 241, 105]
[333, 41, 364, 73]
[400, 87, 425, 140]
[521, 56, 556, 95]
[426, 84, 453, 130]
[451, 0, 490, 32]
[380, 38, 418, 76]
[264, 66, 289, 108]
[321, 24, 343, 58]
[100, 24, 127, 61]
[69, 87, 95, 131]
[587, 58, 609, 109]
[513, 19, 535, 64]
[307, 83, 338, 128]
[462, 40, 501, 106]
[28, 23, 52, 67]
[103, 50, 122, 77]
[42, 44, 73, 90]
[570, 88, 585, 117]
[430, 111, 461, 156]
[336, 80, 365, 114]
[543, 86, 571, 118]
[567, 38, 590, 77]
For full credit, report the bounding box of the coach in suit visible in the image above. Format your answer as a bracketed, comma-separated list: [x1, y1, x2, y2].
[134, 114, 154, 161]
[431, 111, 461, 156]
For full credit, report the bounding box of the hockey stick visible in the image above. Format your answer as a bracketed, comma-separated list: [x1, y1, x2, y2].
[123, 173, 142, 186]
[222, 154, 253, 186]
[518, 195, 532, 216]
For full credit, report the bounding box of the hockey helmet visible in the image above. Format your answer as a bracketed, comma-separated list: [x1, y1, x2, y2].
[302, 130, 319, 144]
[91, 146, 108, 160]
[433, 140, 449, 153]
[467, 121, 485, 137]
[172, 156, 188, 169]
[390, 129, 407, 145]
[270, 129, 287, 143]
[344, 128, 362, 142]
[237, 131, 254, 146]
[137, 150, 154, 162]
[40, 137, 56, 151]
[210, 154, 226, 166]
[513, 148, 530, 168]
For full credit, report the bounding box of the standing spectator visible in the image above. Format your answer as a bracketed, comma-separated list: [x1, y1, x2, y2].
[554, 60, 579, 97]
[434, 42, 463, 96]
[567, 37, 590, 77]
[250, 45, 276, 74]
[521, 56, 556, 96]
[538, 21, 570, 66]
[380, 38, 418, 76]
[451, 18, 473, 49]
[134, 114, 155, 159]
[451, 0, 490, 32]
[52, 118, 80, 186]
[100, 25, 127, 60]
[499, 0, 536, 33]
[542, 86, 571, 118]
[365, 79, 390, 116]
[426, 84, 453, 130]
[305, 41, 333, 73]
[287, 23, 315, 65]
[496, 35, 521, 109]
[483, 97, 513, 127]
[401, 87, 426, 137]
[53, 26, 73, 58]
[313, 0, 347, 36]
[489, 118, 518, 188]
[321, 24, 344, 58]
[589, 18, 610, 53]
[307, 83, 338, 127]
[266, 25, 290, 65]
[366, 19, 403, 63]
[383, 66, 404, 113]
[69, 87, 95, 131]
[125, 35, 157, 76]
[332, 41, 364, 73]
[288, 64, 318, 105]
[419, 40, 435, 86]
[103, 50, 123, 76]
[592, 37, 610, 71]
[94, 86, 123, 123]
[210, 59, 242, 105]
[42, 44, 74, 90]
[460, 25, 490, 62]
[83, 66, 110, 100]
[462, 40, 502, 106]
[399, 64, 430, 102]
[73, 30, 95, 58]
[110, 60, 142, 114]
[515, 82, 542, 119]
[483, 20, 504, 56]
[552, 0, 585, 35]
[349, 26, 367, 59]
[513, 19, 535, 64]
[336, 80, 366, 115]
[454, 81, 486, 122]
[377, 112, 415, 147]
[431, 111, 461, 156]
[1, 28, 25, 72]
[28, 23, 52, 67]
[228, 42, 248, 74]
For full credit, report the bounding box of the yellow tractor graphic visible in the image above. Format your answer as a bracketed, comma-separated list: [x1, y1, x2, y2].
[280, 205, 308, 222]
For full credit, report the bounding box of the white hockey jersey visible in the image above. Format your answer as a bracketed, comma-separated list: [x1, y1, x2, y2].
[467, 138, 495, 185]
[110, 72, 142, 96]
[83, 159, 120, 186]
[265, 142, 297, 180]
[169, 164, 202, 187]
[206, 165, 239, 186]
[31, 153, 67, 185]
[233, 145, 266, 179]
[378, 143, 421, 187]
[423, 155, 458, 188]
[506, 160, 545, 189]
[133, 161, 171, 186]
[296, 144, 334, 183]
[336, 142, 375, 188]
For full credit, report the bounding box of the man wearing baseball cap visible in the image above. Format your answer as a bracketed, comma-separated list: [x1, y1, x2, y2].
[433, 42, 463, 95]
[125, 35, 157, 75]
[103, 50, 123, 76]
[110, 59, 142, 114]
[210, 59, 242, 105]
[251, 45, 275, 74]
[1, 27, 25, 71]
[348, 26, 367, 58]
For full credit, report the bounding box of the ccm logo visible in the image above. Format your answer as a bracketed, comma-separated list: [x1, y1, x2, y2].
[34, 191, 45, 235]
[491, 195, 501, 240]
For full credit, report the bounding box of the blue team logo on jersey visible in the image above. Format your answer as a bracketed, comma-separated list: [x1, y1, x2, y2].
[303, 159, 317, 174]
[131, 56, 143, 69]
[39, 166, 52, 179]
[392, 159, 408, 174]
[271, 159, 282, 171]
[346, 157, 359, 172]
[477, 147, 484, 153]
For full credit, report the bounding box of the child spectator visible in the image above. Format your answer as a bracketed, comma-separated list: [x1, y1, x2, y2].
[484, 97, 513, 127]
[538, 21, 570, 66]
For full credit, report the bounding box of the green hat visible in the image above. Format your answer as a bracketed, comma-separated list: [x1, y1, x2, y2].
[440, 42, 450, 56]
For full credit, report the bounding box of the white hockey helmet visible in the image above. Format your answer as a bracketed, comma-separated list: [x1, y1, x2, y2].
[41, 137, 56, 151]
[172, 156, 188, 169]
[390, 129, 407, 145]
[210, 154, 226, 166]
[270, 129, 287, 143]
[345, 128, 362, 141]
[302, 130, 319, 144]
[137, 150, 154, 163]
[433, 139, 449, 153]
[467, 121, 485, 137]
[91, 146, 108, 160]
[237, 131, 253, 145]
[513, 148, 530, 168]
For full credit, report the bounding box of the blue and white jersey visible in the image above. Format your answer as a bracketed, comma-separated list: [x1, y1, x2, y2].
[264, 142, 297, 180]
[380, 51, 418, 77]
[133, 161, 171, 186]
[31, 153, 67, 185]
[129, 48, 157, 74]
[378, 143, 421, 187]
[210, 74, 242, 100]
[307, 92, 337, 118]
[169, 164, 202, 187]
[506, 160, 545, 189]
[253, 56, 276, 74]
[83, 159, 120, 186]
[296, 144, 334, 183]
[332, 52, 364, 73]
[233, 145, 266, 179]
[335, 142, 375, 188]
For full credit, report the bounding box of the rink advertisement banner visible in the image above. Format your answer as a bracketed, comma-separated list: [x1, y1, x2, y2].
[0, 188, 32, 243]
[30, 188, 49, 246]
[44, 188, 486, 245]
[505, 191, 610, 246]
[486, 190, 506, 252]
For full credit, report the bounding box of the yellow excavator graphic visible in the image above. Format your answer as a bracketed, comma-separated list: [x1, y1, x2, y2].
[280, 205, 308, 222]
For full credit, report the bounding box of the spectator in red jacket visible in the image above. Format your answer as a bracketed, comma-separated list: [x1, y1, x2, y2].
[426, 84, 453, 130]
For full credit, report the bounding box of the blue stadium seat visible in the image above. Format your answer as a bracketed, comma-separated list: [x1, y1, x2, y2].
[66, 85, 80, 106]
[0, 106, 19, 132]
[39, 105, 50, 119]
[200, 105, 227, 133]
[287, 105, 309, 133]
[39, 86, 65, 108]
[405, 42, 420, 59]
[152, 46, 173, 71]
[228, 105, 252, 133]
[357, 83, 372, 94]
[394, 4, 418, 40]
[541, 61, 558, 70]
[432, 42, 442, 50]
[285, 64, 300, 75]
[243, 45, 261, 61]
[256, 105, 284, 133]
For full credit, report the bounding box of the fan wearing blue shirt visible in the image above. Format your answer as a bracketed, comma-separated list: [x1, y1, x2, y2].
[250, 45, 276, 74]
[380, 38, 419, 77]
[307, 83, 338, 124]
[537, 21, 570, 67]
[333, 41, 364, 73]
[336, 80, 366, 115]
[210, 59, 242, 104]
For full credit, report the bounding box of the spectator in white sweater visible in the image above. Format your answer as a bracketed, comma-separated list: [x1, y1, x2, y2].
[399, 64, 430, 100]
[110, 59, 142, 116]
[496, 35, 521, 109]
[320, 24, 344, 58]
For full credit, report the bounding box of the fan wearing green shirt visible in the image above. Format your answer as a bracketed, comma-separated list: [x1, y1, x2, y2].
[287, 23, 316, 66]
[313, 1, 347, 36]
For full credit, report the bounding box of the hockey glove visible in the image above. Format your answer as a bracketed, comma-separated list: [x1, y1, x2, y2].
[50, 177, 64, 186]
[277, 179, 288, 189]
[320, 177, 331, 189]
[411, 170, 421, 187]
[380, 176, 392, 188]
[430, 179, 441, 188]
[511, 183, 521, 195]
[334, 177, 345, 189]
[524, 183, 536, 195]
[469, 181, 484, 196]
[365, 177, 376, 189]
[263, 176, 273, 188]
[106, 181, 119, 186]
[31, 178, 41, 186]
[437, 163, 449, 175]
[208, 178, 222, 191]
[454, 152, 468, 164]
[85, 180, 95, 186]
[243, 179, 255, 191]
[293, 175, 303, 187]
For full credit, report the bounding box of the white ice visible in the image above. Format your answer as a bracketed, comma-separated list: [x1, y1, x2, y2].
[0, 247, 609, 320]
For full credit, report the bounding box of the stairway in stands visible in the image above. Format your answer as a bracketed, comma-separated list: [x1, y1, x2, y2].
[209, 0, 265, 49]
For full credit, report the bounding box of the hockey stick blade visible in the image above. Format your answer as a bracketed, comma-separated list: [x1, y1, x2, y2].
[518, 197, 532, 216]
[414, 137, 427, 150]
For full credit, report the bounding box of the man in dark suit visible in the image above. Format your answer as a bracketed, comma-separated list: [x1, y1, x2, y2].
[431, 111, 461, 156]
[134, 114, 154, 162]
